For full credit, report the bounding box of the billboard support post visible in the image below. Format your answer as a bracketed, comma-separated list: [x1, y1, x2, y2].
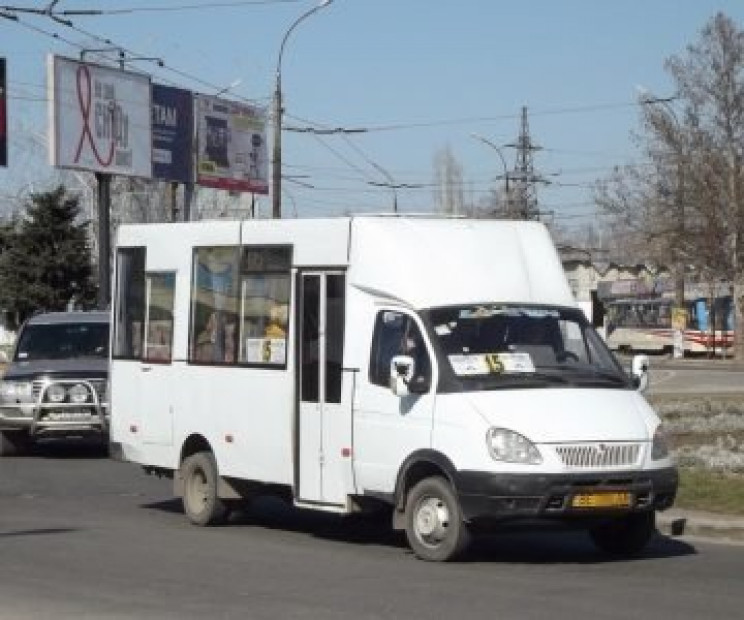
[170, 181, 179, 222]
[183, 183, 193, 221]
[0, 57, 7, 168]
[95, 172, 111, 310]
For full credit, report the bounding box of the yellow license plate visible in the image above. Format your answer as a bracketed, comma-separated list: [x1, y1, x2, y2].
[571, 492, 632, 509]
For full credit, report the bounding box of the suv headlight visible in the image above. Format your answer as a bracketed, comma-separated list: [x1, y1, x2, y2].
[0, 380, 34, 401]
[651, 425, 670, 460]
[46, 384, 67, 403]
[69, 383, 90, 404]
[486, 427, 543, 465]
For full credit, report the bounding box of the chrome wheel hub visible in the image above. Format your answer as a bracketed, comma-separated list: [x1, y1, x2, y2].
[415, 497, 450, 546]
[186, 469, 208, 509]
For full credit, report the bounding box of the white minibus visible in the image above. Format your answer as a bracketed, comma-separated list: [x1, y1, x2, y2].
[110, 216, 677, 561]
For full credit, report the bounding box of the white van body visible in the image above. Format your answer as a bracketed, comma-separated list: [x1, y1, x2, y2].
[110, 216, 677, 561]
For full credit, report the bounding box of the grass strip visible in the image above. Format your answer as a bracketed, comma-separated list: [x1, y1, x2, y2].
[675, 467, 744, 516]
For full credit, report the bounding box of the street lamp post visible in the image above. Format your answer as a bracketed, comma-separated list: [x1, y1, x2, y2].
[470, 133, 511, 217]
[642, 95, 686, 358]
[365, 159, 399, 214]
[272, 0, 333, 219]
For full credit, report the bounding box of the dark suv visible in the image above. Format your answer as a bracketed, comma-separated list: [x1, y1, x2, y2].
[0, 311, 110, 456]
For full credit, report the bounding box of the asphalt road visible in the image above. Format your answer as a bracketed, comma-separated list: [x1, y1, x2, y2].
[647, 366, 744, 395]
[1, 442, 743, 619]
[611, 354, 744, 395]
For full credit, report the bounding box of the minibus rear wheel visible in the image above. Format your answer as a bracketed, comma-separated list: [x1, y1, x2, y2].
[589, 511, 656, 556]
[181, 451, 228, 526]
[404, 476, 470, 562]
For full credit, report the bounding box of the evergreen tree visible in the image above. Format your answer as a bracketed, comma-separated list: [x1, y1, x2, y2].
[0, 186, 97, 329]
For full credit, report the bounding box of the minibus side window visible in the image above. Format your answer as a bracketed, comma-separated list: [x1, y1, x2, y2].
[189, 246, 240, 365]
[143, 272, 176, 363]
[369, 311, 430, 388]
[113, 247, 145, 360]
[238, 246, 292, 367]
[325, 274, 345, 403]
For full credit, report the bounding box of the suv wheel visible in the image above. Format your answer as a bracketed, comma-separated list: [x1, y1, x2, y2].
[0, 430, 33, 457]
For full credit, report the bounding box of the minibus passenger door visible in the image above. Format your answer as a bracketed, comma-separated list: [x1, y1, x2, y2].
[297, 272, 350, 506]
[140, 272, 176, 446]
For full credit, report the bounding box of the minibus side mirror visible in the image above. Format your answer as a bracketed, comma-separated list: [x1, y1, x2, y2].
[390, 355, 415, 397]
[630, 354, 649, 392]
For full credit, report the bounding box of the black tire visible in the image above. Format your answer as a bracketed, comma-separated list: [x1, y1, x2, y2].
[589, 511, 656, 556]
[0, 430, 32, 457]
[404, 476, 471, 562]
[180, 451, 228, 526]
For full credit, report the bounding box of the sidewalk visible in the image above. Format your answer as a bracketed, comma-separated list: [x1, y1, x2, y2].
[657, 507, 744, 545]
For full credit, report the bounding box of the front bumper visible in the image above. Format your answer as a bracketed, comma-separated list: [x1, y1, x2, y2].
[454, 467, 678, 523]
[0, 378, 109, 438]
[0, 405, 109, 436]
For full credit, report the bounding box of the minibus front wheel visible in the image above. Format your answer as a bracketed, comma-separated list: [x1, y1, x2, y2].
[181, 451, 228, 526]
[404, 476, 471, 562]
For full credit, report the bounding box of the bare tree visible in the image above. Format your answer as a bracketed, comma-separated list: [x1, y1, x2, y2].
[433, 146, 464, 215]
[596, 13, 744, 357]
[595, 163, 670, 264]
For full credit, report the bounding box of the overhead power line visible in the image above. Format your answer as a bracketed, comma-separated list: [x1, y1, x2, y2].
[286, 101, 646, 135]
[1, 1, 304, 16]
[1, 5, 268, 106]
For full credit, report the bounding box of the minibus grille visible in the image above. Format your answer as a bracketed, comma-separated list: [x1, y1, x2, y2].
[555, 443, 642, 469]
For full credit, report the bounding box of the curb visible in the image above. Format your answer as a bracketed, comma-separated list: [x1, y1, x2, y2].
[657, 509, 744, 544]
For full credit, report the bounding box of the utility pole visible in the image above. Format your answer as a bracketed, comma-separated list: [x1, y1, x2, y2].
[272, 0, 334, 219]
[505, 106, 548, 220]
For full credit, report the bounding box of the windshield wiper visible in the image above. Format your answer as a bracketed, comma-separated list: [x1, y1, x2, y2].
[524, 364, 630, 387]
[584, 368, 630, 385]
[490, 371, 574, 388]
[551, 366, 629, 387]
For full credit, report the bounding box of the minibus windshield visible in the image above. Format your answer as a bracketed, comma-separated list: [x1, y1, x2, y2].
[426, 304, 630, 390]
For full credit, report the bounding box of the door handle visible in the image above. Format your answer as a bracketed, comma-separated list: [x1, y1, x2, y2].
[141, 366, 153, 373]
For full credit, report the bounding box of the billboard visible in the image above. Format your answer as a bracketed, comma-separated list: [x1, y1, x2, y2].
[194, 95, 268, 194]
[0, 58, 6, 167]
[152, 84, 193, 183]
[48, 55, 152, 177]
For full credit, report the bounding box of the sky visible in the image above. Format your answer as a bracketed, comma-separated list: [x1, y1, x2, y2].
[2, 0, 744, 226]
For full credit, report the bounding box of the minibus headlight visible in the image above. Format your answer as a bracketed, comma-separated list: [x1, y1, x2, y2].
[486, 428, 542, 465]
[651, 425, 670, 460]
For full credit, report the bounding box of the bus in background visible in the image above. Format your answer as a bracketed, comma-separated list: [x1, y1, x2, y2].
[605, 296, 734, 355]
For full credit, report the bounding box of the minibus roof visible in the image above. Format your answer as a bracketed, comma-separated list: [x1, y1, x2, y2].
[116, 216, 575, 310]
[348, 217, 575, 309]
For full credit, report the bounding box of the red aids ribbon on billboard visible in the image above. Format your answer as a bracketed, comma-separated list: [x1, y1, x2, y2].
[74, 64, 116, 167]
[48, 55, 152, 178]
